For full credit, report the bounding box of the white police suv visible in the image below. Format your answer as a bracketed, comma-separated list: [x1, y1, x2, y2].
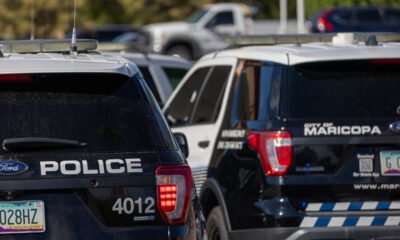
[163, 33, 400, 240]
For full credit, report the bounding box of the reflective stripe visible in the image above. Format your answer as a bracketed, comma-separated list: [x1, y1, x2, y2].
[385, 216, 400, 226]
[305, 203, 322, 212]
[305, 201, 400, 212]
[356, 216, 374, 226]
[300, 217, 318, 227]
[300, 216, 400, 227]
[389, 202, 400, 210]
[327, 217, 346, 227]
[361, 201, 378, 210]
[348, 202, 363, 211]
[333, 202, 350, 211]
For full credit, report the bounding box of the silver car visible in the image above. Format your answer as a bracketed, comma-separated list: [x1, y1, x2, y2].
[118, 52, 192, 106]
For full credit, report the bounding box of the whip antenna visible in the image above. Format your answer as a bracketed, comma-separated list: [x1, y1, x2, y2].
[70, 0, 78, 58]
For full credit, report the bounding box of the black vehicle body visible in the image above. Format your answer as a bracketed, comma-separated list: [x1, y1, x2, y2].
[164, 49, 400, 240]
[0, 71, 205, 240]
[308, 6, 400, 33]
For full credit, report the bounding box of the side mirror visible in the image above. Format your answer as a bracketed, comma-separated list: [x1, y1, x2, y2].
[173, 132, 189, 158]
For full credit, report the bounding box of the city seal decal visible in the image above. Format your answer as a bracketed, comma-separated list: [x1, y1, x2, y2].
[0, 160, 29, 175]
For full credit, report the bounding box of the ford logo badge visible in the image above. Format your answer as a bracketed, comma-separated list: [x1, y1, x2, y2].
[0, 160, 28, 175]
[389, 121, 400, 133]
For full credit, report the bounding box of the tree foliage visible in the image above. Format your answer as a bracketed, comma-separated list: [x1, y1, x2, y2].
[0, 0, 398, 39]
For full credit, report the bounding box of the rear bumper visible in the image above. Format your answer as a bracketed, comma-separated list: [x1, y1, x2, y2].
[230, 226, 400, 240]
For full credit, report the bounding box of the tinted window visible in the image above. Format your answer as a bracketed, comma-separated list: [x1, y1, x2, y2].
[187, 9, 209, 23]
[385, 9, 400, 25]
[233, 62, 281, 122]
[0, 73, 173, 152]
[356, 9, 381, 22]
[166, 67, 210, 126]
[206, 11, 234, 28]
[163, 67, 188, 89]
[138, 66, 162, 103]
[289, 60, 400, 119]
[332, 9, 352, 22]
[192, 66, 231, 124]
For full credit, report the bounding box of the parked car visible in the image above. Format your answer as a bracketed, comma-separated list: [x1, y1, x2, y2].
[163, 33, 400, 240]
[308, 6, 400, 33]
[106, 51, 192, 106]
[144, 3, 257, 60]
[0, 39, 205, 240]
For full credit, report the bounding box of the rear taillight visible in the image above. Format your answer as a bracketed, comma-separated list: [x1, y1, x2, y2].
[156, 165, 192, 225]
[248, 131, 292, 176]
[317, 10, 334, 32]
[0, 74, 31, 82]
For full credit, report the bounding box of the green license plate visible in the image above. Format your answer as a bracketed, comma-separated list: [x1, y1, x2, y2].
[0, 200, 45, 234]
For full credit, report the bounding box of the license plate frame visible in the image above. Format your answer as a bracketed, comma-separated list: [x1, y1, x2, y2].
[380, 151, 400, 176]
[0, 200, 45, 234]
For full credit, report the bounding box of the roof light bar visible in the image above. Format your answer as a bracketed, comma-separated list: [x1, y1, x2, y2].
[225, 33, 400, 47]
[0, 39, 98, 54]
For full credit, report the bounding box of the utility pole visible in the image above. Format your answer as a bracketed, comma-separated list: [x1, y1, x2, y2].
[279, 0, 287, 34]
[296, 0, 305, 33]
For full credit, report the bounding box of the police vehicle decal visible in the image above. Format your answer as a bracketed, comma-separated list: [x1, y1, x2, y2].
[216, 129, 246, 150]
[300, 216, 400, 227]
[305, 201, 400, 212]
[304, 123, 382, 136]
[40, 158, 142, 176]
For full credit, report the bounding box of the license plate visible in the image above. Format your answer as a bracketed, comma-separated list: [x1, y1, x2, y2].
[380, 151, 400, 176]
[0, 201, 45, 234]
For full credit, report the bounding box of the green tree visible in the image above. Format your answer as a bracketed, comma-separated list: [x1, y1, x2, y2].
[0, 0, 399, 39]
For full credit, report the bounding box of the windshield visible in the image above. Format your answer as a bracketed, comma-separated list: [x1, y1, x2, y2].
[289, 60, 400, 119]
[187, 9, 208, 23]
[0, 73, 174, 152]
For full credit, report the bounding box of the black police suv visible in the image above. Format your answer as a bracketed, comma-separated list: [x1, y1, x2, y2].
[163, 34, 400, 240]
[0, 40, 205, 240]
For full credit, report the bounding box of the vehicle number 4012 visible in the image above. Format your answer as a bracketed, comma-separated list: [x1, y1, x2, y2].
[112, 197, 155, 215]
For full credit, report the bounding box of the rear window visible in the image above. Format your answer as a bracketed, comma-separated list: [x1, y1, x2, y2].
[356, 9, 381, 22]
[0, 73, 173, 152]
[289, 60, 400, 119]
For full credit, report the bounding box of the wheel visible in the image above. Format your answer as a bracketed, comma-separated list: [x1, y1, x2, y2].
[206, 206, 229, 240]
[165, 44, 193, 60]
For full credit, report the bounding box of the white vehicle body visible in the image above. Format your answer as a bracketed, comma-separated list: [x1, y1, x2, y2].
[162, 34, 400, 193]
[144, 3, 254, 59]
[0, 53, 137, 76]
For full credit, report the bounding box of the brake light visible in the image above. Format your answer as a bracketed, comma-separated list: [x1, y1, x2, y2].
[317, 10, 334, 32]
[156, 165, 192, 225]
[0, 74, 31, 82]
[248, 131, 292, 176]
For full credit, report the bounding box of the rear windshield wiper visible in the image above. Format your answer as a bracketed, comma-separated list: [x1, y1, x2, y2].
[2, 137, 88, 151]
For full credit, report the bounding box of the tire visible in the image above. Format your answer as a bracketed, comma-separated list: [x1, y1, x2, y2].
[206, 206, 229, 240]
[165, 44, 193, 60]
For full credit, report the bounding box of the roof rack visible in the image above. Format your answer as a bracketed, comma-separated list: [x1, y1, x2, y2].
[0, 39, 98, 54]
[224, 32, 400, 47]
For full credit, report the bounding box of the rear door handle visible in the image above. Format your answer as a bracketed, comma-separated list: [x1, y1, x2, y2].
[198, 140, 210, 148]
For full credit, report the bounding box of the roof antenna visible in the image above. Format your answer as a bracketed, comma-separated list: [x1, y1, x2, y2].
[30, 0, 35, 40]
[70, 0, 78, 58]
